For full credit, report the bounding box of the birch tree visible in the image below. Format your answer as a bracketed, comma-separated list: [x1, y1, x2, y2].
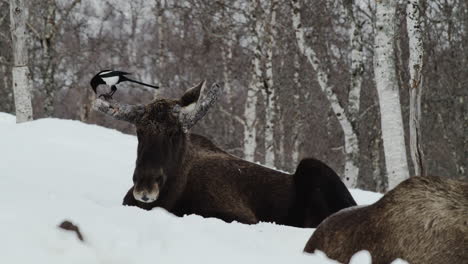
[221, 32, 233, 106]
[10, 0, 33, 123]
[263, 0, 279, 167]
[290, 0, 360, 188]
[219, 1, 233, 107]
[407, 0, 425, 176]
[219, 1, 235, 142]
[374, 0, 409, 189]
[243, 0, 263, 162]
[291, 53, 303, 165]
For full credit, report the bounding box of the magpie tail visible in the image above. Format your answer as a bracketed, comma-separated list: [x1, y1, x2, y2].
[122, 76, 159, 89]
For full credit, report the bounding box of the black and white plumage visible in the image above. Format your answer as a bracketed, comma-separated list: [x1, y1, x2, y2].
[90, 70, 159, 99]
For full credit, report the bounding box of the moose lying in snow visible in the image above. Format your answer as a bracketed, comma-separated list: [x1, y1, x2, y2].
[93, 81, 356, 227]
[304, 176, 468, 264]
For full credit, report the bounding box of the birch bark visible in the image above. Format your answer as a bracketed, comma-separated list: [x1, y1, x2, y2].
[220, 2, 234, 139]
[10, 0, 33, 123]
[221, 33, 233, 106]
[290, 0, 359, 187]
[243, 0, 262, 162]
[292, 53, 302, 166]
[374, 0, 410, 189]
[263, 0, 279, 167]
[407, 0, 425, 176]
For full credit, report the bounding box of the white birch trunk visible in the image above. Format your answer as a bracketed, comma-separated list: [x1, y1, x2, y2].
[291, 0, 359, 187]
[374, 0, 410, 190]
[263, 0, 279, 167]
[221, 34, 233, 106]
[292, 53, 302, 166]
[221, 34, 234, 140]
[407, 0, 425, 176]
[220, 0, 233, 106]
[220, 3, 235, 140]
[243, 0, 262, 162]
[10, 0, 33, 123]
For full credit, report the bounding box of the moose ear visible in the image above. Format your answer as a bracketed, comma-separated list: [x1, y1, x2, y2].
[179, 80, 205, 107]
[174, 81, 222, 132]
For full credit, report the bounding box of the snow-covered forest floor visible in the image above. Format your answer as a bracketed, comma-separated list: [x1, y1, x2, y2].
[0, 113, 387, 264]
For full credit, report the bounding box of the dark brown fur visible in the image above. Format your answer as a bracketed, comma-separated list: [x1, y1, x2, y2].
[121, 83, 356, 227]
[304, 176, 468, 263]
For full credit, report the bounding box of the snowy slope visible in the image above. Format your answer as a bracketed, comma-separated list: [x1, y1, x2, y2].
[0, 113, 385, 264]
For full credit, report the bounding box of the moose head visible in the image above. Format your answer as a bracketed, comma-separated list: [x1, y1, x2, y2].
[94, 81, 222, 204]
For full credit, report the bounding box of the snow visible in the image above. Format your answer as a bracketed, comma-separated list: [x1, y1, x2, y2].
[0, 113, 390, 264]
[349, 250, 372, 264]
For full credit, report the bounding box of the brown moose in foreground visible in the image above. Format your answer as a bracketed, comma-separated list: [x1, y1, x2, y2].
[304, 176, 468, 264]
[94, 81, 356, 227]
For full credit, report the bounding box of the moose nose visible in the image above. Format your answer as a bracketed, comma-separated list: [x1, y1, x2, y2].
[141, 195, 149, 202]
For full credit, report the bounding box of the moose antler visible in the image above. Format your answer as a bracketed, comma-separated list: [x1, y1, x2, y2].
[93, 98, 145, 123]
[93, 82, 222, 129]
[176, 82, 223, 131]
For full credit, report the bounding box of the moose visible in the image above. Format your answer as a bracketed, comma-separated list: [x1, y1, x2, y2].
[304, 176, 468, 263]
[94, 81, 356, 227]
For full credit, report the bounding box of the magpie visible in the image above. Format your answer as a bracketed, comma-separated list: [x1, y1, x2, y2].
[90, 70, 159, 99]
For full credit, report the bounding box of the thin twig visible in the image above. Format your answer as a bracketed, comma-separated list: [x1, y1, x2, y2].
[56, 0, 81, 32]
[219, 106, 246, 126]
[27, 22, 42, 40]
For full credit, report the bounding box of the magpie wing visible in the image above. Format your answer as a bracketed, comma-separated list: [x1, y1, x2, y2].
[99, 71, 132, 78]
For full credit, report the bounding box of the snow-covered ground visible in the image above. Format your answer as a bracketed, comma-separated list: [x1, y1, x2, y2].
[0, 113, 385, 264]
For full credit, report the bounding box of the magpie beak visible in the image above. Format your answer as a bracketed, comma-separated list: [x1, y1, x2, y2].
[90, 70, 159, 99]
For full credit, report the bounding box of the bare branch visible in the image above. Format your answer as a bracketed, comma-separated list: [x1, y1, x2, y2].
[0, 56, 12, 66]
[357, 103, 377, 121]
[55, 0, 81, 32]
[0, 10, 8, 26]
[93, 98, 145, 124]
[58, 220, 84, 242]
[219, 106, 245, 126]
[26, 22, 42, 40]
[0, 31, 10, 42]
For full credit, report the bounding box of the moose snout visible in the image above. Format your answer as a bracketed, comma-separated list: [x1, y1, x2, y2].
[133, 182, 160, 203]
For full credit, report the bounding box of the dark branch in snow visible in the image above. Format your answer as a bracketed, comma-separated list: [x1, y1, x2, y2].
[58, 220, 84, 242]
